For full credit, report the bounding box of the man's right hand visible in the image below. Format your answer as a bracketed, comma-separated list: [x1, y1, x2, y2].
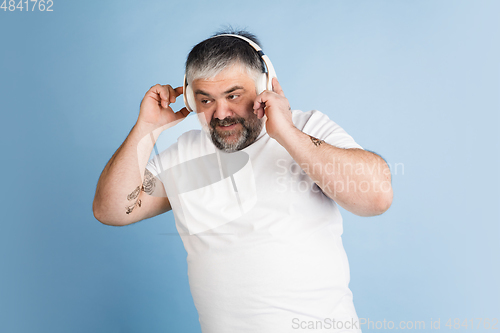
[137, 84, 190, 129]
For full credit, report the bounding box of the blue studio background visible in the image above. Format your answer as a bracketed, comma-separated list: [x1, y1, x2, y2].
[1, 0, 498, 332]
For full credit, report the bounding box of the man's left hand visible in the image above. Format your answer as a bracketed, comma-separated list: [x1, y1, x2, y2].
[253, 77, 296, 141]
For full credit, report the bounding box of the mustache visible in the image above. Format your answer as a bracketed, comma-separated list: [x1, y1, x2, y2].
[210, 116, 245, 128]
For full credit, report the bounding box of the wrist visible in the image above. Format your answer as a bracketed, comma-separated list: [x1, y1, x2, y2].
[274, 125, 302, 148]
[134, 120, 171, 145]
[134, 120, 158, 134]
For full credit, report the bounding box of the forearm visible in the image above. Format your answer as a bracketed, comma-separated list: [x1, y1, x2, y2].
[93, 122, 160, 224]
[275, 127, 393, 216]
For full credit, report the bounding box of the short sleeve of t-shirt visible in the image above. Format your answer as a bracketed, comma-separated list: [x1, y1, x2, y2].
[145, 141, 179, 183]
[292, 109, 363, 150]
[145, 128, 205, 187]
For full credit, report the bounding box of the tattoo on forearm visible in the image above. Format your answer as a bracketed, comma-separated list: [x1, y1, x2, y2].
[308, 135, 324, 147]
[142, 169, 156, 195]
[125, 169, 157, 214]
[127, 186, 141, 201]
[126, 199, 141, 215]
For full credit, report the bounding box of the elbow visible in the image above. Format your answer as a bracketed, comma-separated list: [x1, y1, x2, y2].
[371, 186, 393, 216]
[92, 200, 109, 225]
[92, 200, 126, 227]
[369, 171, 393, 216]
[345, 188, 393, 217]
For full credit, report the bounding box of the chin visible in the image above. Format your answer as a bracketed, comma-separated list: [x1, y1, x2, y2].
[216, 135, 246, 153]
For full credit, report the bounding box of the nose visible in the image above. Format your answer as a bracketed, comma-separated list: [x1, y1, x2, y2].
[213, 99, 234, 120]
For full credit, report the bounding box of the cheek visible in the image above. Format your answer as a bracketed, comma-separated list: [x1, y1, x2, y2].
[195, 109, 213, 127]
[198, 108, 211, 119]
[237, 99, 257, 117]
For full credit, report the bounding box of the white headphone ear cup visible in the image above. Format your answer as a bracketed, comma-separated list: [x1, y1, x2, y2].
[186, 84, 197, 112]
[255, 73, 267, 94]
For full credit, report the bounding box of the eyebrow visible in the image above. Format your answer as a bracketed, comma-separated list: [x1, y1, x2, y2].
[194, 85, 245, 97]
[224, 86, 245, 95]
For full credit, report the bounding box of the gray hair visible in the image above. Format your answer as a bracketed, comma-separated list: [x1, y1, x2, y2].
[185, 30, 265, 86]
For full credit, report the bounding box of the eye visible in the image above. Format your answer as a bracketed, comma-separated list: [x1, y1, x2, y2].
[201, 99, 211, 105]
[228, 94, 239, 100]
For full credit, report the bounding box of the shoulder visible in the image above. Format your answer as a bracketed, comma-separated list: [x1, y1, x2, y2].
[147, 130, 202, 176]
[177, 129, 210, 152]
[291, 109, 339, 133]
[292, 109, 363, 150]
[292, 109, 332, 126]
[177, 129, 202, 144]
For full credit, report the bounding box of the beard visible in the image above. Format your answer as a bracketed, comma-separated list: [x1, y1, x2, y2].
[209, 113, 264, 153]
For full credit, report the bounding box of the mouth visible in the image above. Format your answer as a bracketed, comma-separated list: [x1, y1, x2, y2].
[216, 123, 239, 131]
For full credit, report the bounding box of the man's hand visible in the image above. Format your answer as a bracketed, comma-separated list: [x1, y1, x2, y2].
[138, 84, 190, 130]
[253, 78, 295, 141]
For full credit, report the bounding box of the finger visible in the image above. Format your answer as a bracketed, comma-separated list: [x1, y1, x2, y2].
[151, 84, 171, 108]
[173, 107, 190, 121]
[272, 77, 285, 97]
[166, 85, 177, 104]
[174, 86, 184, 96]
[145, 85, 164, 107]
[153, 84, 169, 106]
[254, 92, 274, 119]
[166, 86, 184, 105]
[253, 102, 265, 119]
[253, 92, 268, 111]
[259, 105, 267, 119]
[167, 85, 185, 103]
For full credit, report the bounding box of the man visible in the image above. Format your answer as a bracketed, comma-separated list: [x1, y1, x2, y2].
[93, 30, 392, 332]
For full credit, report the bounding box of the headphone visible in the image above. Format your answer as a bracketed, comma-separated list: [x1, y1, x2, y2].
[183, 34, 277, 113]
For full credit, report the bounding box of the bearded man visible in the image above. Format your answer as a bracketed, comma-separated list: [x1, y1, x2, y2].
[93, 30, 392, 333]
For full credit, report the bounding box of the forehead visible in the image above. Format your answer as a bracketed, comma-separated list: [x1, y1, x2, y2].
[191, 64, 255, 94]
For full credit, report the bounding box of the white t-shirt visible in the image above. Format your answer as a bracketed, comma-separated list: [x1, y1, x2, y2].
[147, 110, 363, 333]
